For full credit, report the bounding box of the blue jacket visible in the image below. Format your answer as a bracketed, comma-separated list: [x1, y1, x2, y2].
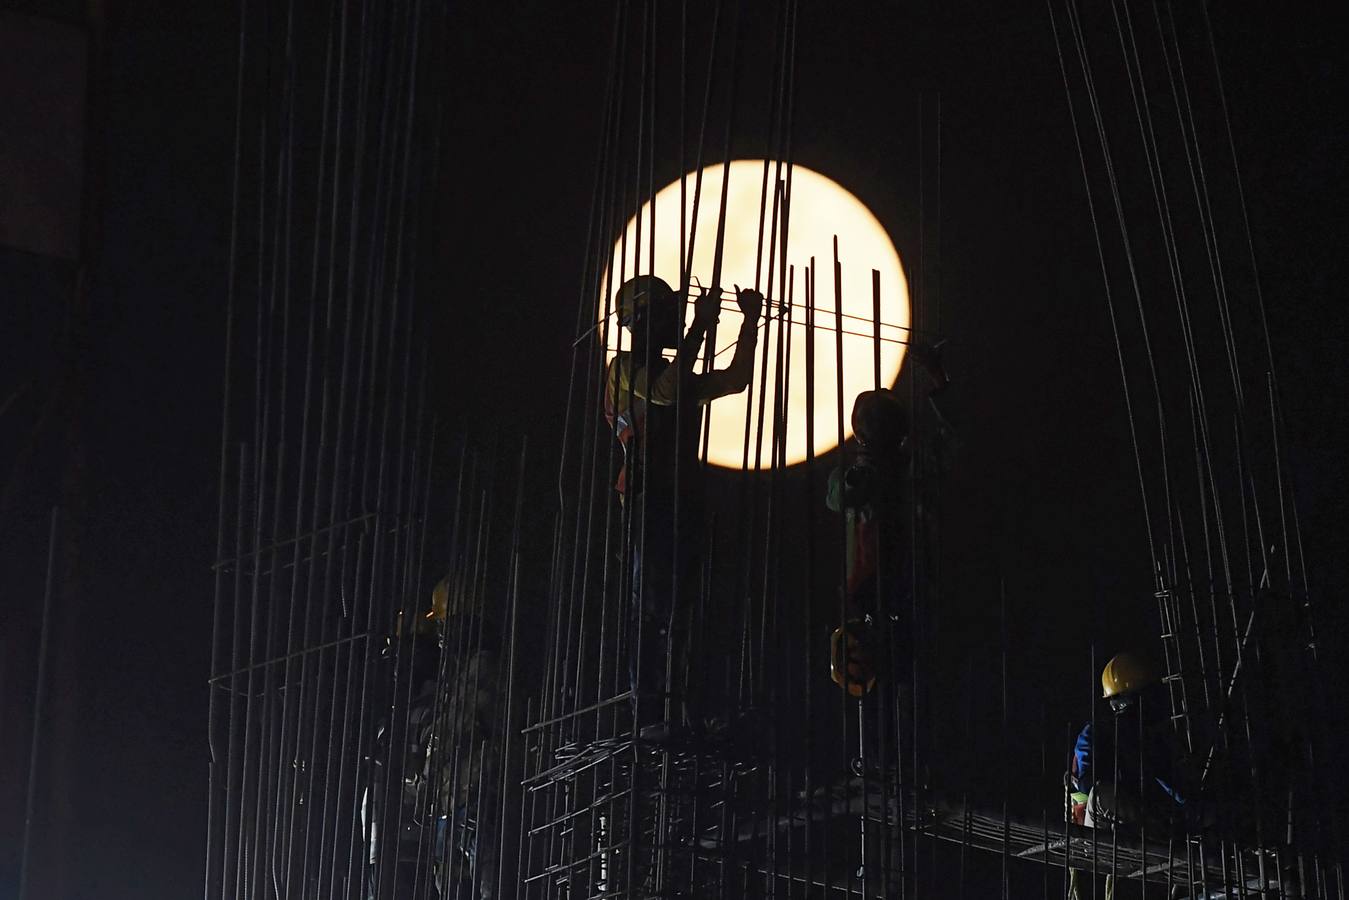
[1071, 718, 1186, 807]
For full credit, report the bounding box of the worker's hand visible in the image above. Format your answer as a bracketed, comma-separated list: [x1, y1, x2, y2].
[735, 286, 764, 323]
[694, 287, 721, 325]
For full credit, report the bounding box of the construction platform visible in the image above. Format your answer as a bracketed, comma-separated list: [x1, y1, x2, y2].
[522, 734, 1313, 898]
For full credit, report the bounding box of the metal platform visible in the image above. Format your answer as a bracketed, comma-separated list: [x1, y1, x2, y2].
[719, 774, 1309, 897]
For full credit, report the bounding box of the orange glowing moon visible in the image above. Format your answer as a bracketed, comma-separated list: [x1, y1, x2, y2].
[602, 160, 909, 469]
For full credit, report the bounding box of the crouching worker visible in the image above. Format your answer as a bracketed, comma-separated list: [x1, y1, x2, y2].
[603, 274, 762, 738]
[1066, 652, 1199, 900]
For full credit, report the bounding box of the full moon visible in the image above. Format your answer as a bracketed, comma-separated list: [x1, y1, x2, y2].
[602, 160, 910, 469]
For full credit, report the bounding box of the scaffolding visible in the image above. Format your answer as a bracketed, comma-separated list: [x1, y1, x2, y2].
[203, 1, 1344, 898]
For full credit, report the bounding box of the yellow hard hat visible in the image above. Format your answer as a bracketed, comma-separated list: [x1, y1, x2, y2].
[616, 275, 675, 326]
[1101, 652, 1157, 699]
[428, 575, 450, 623]
[392, 576, 450, 638]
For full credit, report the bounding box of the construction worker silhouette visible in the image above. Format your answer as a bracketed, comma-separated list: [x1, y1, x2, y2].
[824, 340, 950, 703]
[1070, 653, 1193, 827]
[423, 576, 500, 900]
[826, 389, 910, 697]
[603, 274, 762, 737]
[1067, 652, 1197, 900]
[363, 595, 444, 899]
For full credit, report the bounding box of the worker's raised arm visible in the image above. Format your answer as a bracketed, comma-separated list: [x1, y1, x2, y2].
[606, 288, 759, 406]
[642, 288, 721, 404]
[606, 311, 711, 408]
[690, 288, 763, 403]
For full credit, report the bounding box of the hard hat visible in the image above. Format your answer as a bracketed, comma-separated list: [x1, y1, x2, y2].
[1101, 652, 1157, 700]
[616, 275, 676, 326]
[851, 389, 908, 450]
[392, 576, 451, 639]
[429, 575, 450, 623]
[830, 621, 877, 697]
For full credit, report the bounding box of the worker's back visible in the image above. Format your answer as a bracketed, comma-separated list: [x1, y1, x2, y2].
[605, 351, 704, 513]
[1071, 686, 1188, 812]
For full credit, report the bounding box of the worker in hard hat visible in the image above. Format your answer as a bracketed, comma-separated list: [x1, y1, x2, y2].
[363, 585, 447, 898]
[1071, 652, 1192, 827]
[820, 388, 925, 894]
[603, 274, 762, 738]
[824, 341, 950, 702]
[423, 573, 501, 899]
[826, 389, 910, 698]
[828, 390, 910, 596]
[1066, 652, 1196, 900]
[604, 274, 763, 497]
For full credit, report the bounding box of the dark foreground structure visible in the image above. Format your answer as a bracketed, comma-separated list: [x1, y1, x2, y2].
[190, 1, 1342, 898]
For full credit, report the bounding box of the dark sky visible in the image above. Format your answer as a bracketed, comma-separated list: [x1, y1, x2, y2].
[2, 1, 1346, 898]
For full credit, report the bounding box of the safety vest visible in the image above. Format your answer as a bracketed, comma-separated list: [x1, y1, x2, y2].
[604, 356, 648, 498]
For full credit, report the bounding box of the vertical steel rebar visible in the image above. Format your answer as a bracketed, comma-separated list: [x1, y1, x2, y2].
[17, 508, 60, 900]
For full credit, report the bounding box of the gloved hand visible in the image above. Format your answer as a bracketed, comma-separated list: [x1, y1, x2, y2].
[1064, 773, 1088, 826]
[734, 285, 763, 323]
[694, 287, 722, 325]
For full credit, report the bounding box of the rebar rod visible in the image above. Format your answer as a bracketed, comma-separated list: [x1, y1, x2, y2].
[205, 0, 251, 892]
[17, 508, 59, 900]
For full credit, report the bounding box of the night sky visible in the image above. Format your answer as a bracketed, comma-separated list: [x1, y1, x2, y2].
[2, 2, 1346, 898]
